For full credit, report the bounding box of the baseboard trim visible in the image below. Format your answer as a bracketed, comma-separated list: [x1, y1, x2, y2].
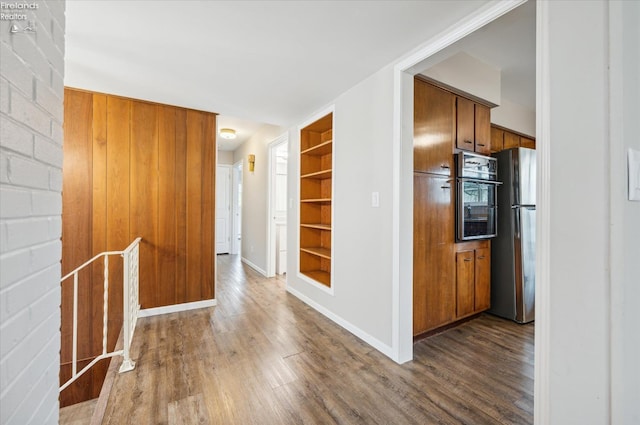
[286, 285, 394, 360]
[241, 257, 267, 276]
[138, 299, 217, 318]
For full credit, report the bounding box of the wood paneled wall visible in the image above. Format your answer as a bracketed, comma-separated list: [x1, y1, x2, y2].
[61, 88, 216, 405]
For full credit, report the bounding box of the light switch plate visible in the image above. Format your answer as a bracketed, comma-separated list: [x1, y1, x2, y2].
[629, 148, 640, 201]
[371, 192, 380, 208]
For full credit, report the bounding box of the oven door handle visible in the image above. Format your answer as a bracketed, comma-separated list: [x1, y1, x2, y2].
[457, 177, 503, 185]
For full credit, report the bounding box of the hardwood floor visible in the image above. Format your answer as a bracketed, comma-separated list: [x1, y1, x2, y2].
[100, 254, 534, 424]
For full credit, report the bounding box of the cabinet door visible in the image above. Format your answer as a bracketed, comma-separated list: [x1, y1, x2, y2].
[456, 250, 475, 317]
[414, 80, 455, 175]
[474, 247, 491, 311]
[491, 127, 504, 153]
[521, 136, 536, 149]
[503, 131, 520, 150]
[456, 97, 475, 151]
[413, 173, 455, 335]
[474, 104, 491, 154]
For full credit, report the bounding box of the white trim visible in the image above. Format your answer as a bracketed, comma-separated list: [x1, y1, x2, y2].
[216, 164, 232, 254]
[533, 1, 550, 423]
[241, 256, 267, 277]
[230, 160, 243, 255]
[286, 285, 393, 358]
[296, 105, 336, 296]
[266, 132, 289, 278]
[138, 299, 217, 318]
[391, 0, 527, 364]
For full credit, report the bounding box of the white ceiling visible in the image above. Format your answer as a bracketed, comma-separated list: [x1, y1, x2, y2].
[65, 0, 494, 149]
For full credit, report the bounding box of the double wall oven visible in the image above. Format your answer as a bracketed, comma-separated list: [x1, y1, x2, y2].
[456, 151, 501, 241]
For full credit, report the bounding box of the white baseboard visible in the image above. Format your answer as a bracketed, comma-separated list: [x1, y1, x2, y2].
[286, 285, 394, 360]
[241, 257, 267, 276]
[138, 299, 217, 318]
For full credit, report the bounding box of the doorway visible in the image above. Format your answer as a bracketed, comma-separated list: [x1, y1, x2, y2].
[267, 134, 289, 277]
[216, 165, 232, 254]
[231, 160, 243, 255]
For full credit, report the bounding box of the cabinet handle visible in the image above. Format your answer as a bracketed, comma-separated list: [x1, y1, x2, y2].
[477, 256, 485, 260]
[464, 258, 472, 262]
[440, 164, 450, 169]
[464, 140, 473, 144]
[477, 143, 485, 147]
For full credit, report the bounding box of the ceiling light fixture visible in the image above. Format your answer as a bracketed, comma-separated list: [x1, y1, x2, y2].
[219, 128, 237, 140]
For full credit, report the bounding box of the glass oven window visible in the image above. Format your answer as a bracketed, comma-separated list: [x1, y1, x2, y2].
[460, 180, 497, 239]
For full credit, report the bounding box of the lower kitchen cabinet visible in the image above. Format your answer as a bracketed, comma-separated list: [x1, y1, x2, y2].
[455, 244, 491, 320]
[456, 250, 476, 317]
[474, 247, 491, 311]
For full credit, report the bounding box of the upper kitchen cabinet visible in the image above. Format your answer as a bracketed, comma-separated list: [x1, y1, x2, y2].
[455, 96, 491, 154]
[414, 79, 455, 176]
[491, 124, 536, 152]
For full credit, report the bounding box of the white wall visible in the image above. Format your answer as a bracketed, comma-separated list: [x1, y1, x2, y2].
[491, 97, 535, 137]
[233, 124, 286, 274]
[0, 2, 65, 424]
[287, 64, 396, 353]
[610, 1, 640, 423]
[217, 150, 234, 165]
[541, 1, 640, 423]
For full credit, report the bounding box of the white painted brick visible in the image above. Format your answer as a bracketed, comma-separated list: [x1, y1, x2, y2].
[50, 68, 63, 97]
[26, 377, 59, 425]
[51, 19, 64, 55]
[3, 217, 50, 253]
[47, 216, 61, 240]
[0, 186, 31, 219]
[7, 155, 50, 189]
[0, 78, 8, 113]
[0, 248, 30, 289]
[48, 166, 61, 190]
[36, 25, 64, 74]
[0, 153, 9, 183]
[35, 79, 62, 123]
[34, 135, 62, 166]
[0, 264, 59, 323]
[9, 90, 51, 137]
[44, 0, 65, 30]
[31, 189, 61, 216]
[0, 43, 32, 97]
[0, 116, 34, 156]
[50, 118, 62, 143]
[1, 306, 59, 389]
[11, 34, 50, 88]
[1, 334, 58, 424]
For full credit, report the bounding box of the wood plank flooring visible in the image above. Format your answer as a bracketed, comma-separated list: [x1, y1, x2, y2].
[100, 254, 534, 424]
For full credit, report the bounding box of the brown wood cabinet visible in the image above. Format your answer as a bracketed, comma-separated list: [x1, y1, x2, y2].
[455, 250, 475, 317]
[456, 97, 491, 154]
[299, 113, 333, 287]
[413, 172, 455, 335]
[474, 247, 491, 311]
[414, 79, 455, 176]
[491, 124, 536, 152]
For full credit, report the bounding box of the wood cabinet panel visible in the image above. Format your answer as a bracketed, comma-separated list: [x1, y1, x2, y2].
[503, 131, 520, 150]
[201, 113, 216, 300]
[490, 127, 504, 153]
[474, 105, 491, 154]
[474, 247, 491, 311]
[456, 96, 475, 151]
[413, 173, 455, 335]
[414, 79, 455, 175]
[186, 110, 204, 302]
[175, 108, 188, 304]
[520, 136, 536, 149]
[456, 250, 475, 317]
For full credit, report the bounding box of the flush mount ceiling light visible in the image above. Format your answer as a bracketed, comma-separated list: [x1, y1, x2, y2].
[219, 128, 237, 140]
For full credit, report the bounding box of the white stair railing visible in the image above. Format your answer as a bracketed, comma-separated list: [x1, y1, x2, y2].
[59, 237, 142, 392]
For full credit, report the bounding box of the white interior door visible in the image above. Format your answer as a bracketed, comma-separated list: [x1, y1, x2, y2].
[216, 165, 231, 254]
[231, 161, 243, 255]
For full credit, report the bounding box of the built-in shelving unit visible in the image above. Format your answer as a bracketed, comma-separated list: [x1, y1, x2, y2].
[299, 112, 333, 288]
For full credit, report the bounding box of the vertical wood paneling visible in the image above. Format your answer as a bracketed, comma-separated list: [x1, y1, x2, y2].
[186, 110, 203, 302]
[201, 113, 216, 299]
[105, 96, 130, 351]
[90, 94, 109, 399]
[175, 108, 188, 304]
[130, 101, 159, 309]
[61, 89, 216, 405]
[61, 89, 93, 405]
[158, 105, 177, 307]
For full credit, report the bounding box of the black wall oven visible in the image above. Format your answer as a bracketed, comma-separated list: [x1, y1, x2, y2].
[456, 151, 500, 241]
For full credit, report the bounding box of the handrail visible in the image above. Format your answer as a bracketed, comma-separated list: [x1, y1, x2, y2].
[60, 237, 142, 393]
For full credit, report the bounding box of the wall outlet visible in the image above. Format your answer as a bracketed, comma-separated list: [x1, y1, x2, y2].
[371, 191, 380, 208]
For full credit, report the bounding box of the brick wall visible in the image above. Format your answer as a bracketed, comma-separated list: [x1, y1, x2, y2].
[0, 1, 65, 424]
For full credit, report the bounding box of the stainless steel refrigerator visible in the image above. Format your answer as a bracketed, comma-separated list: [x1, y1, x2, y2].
[490, 147, 536, 323]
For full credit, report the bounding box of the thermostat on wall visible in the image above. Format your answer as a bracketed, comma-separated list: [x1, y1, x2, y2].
[629, 148, 640, 201]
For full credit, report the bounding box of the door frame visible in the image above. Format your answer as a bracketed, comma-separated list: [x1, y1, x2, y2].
[231, 160, 243, 255]
[216, 164, 232, 254]
[266, 133, 289, 277]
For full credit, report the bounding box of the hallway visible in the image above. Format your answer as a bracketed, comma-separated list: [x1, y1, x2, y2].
[98, 255, 533, 424]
